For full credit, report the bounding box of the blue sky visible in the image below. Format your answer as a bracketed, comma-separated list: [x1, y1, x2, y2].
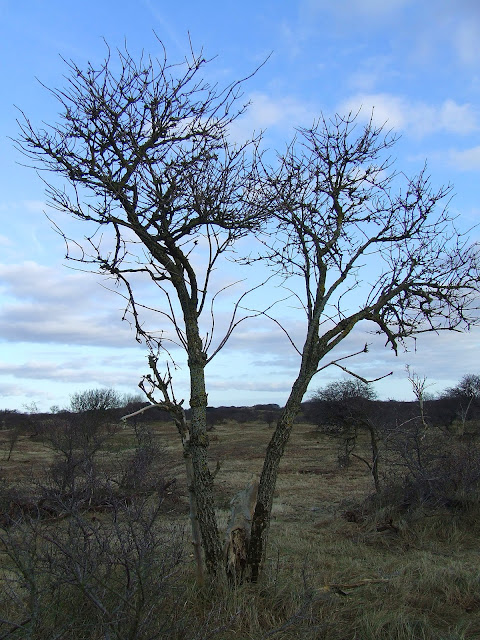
[0, 0, 479, 411]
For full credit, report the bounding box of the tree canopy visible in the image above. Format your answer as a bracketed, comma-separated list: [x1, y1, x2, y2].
[442, 374, 480, 400]
[311, 379, 377, 403]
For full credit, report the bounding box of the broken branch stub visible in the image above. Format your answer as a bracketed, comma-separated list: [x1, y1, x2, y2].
[224, 479, 258, 583]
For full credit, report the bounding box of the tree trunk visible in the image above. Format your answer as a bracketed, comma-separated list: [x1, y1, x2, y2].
[184, 453, 205, 585]
[247, 376, 310, 582]
[187, 357, 223, 576]
[246, 312, 324, 582]
[367, 423, 381, 493]
[172, 275, 224, 578]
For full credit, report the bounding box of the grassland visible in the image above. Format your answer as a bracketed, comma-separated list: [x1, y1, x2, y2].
[1, 416, 479, 639]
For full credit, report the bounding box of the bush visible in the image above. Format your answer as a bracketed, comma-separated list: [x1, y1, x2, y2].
[375, 423, 480, 513]
[0, 411, 178, 524]
[118, 424, 176, 497]
[0, 500, 185, 639]
[0, 412, 183, 638]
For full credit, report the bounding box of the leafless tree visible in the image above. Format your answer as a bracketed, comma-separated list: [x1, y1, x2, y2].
[246, 113, 480, 580]
[311, 378, 376, 404]
[310, 379, 381, 486]
[441, 373, 480, 433]
[16, 39, 480, 584]
[405, 366, 433, 432]
[69, 388, 123, 413]
[16, 40, 265, 579]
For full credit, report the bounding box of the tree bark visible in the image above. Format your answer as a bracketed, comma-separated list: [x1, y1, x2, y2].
[224, 480, 258, 583]
[188, 364, 223, 575]
[247, 375, 311, 582]
[246, 308, 324, 582]
[366, 423, 381, 494]
[184, 453, 205, 585]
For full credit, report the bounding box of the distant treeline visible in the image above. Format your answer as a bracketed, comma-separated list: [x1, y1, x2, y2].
[1, 396, 479, 432]
[303, 397, 480, 436]
[0, 403, 282, 431]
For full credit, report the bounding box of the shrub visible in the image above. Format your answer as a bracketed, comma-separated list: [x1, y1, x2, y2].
[375, 423, 480, 513]
[0, 499, 185, 639]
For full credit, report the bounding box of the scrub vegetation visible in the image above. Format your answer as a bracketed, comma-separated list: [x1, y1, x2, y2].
[1, 383, 480, 639]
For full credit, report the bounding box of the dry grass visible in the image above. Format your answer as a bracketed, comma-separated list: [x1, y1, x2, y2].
[1, 418, 480, 638]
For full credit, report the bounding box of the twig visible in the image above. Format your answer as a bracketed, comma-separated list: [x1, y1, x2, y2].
[319, 577, 390, 595]
[0, 617, 32, 640]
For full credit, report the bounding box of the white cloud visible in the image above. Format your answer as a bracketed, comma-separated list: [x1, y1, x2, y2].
[446, 146, 480, 171]
[0, 261, 145, 348]
[0, 261, 98, 303]
[0, 382, 30, 398]
[249, 93, 312, 128]
[453, 21, 480, 65]
[230, 92, 316, 141]
[407, 2, 480, 67]
[0, 360, 94, 383]
[348, 56, 397, 93]
[0, 302, 137, 348]
[438, 100, 479, 134]
[296, 0, 480, 70]
[0, 358, 143, 387]
[23, 200, 50, 213]
[209, 378, 292, 393]
[340, 93, 479, 137]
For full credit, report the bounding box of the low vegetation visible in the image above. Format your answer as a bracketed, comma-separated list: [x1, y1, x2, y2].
[1, 385, 480, 639]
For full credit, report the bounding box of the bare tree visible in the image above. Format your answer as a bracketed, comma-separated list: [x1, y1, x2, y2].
[246, 113, 480, 580]
[405, 366, 433, 432]
[16, 39, 480, 584]
[311, 378, 376, 404]
[441, 373, 480, 434]
[16, 40, 265, 579]
[70, 388, 123, 413]
[310, 379, 381, 486]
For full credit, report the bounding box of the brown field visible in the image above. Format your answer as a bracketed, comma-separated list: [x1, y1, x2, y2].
[1, 417, 480, 639]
